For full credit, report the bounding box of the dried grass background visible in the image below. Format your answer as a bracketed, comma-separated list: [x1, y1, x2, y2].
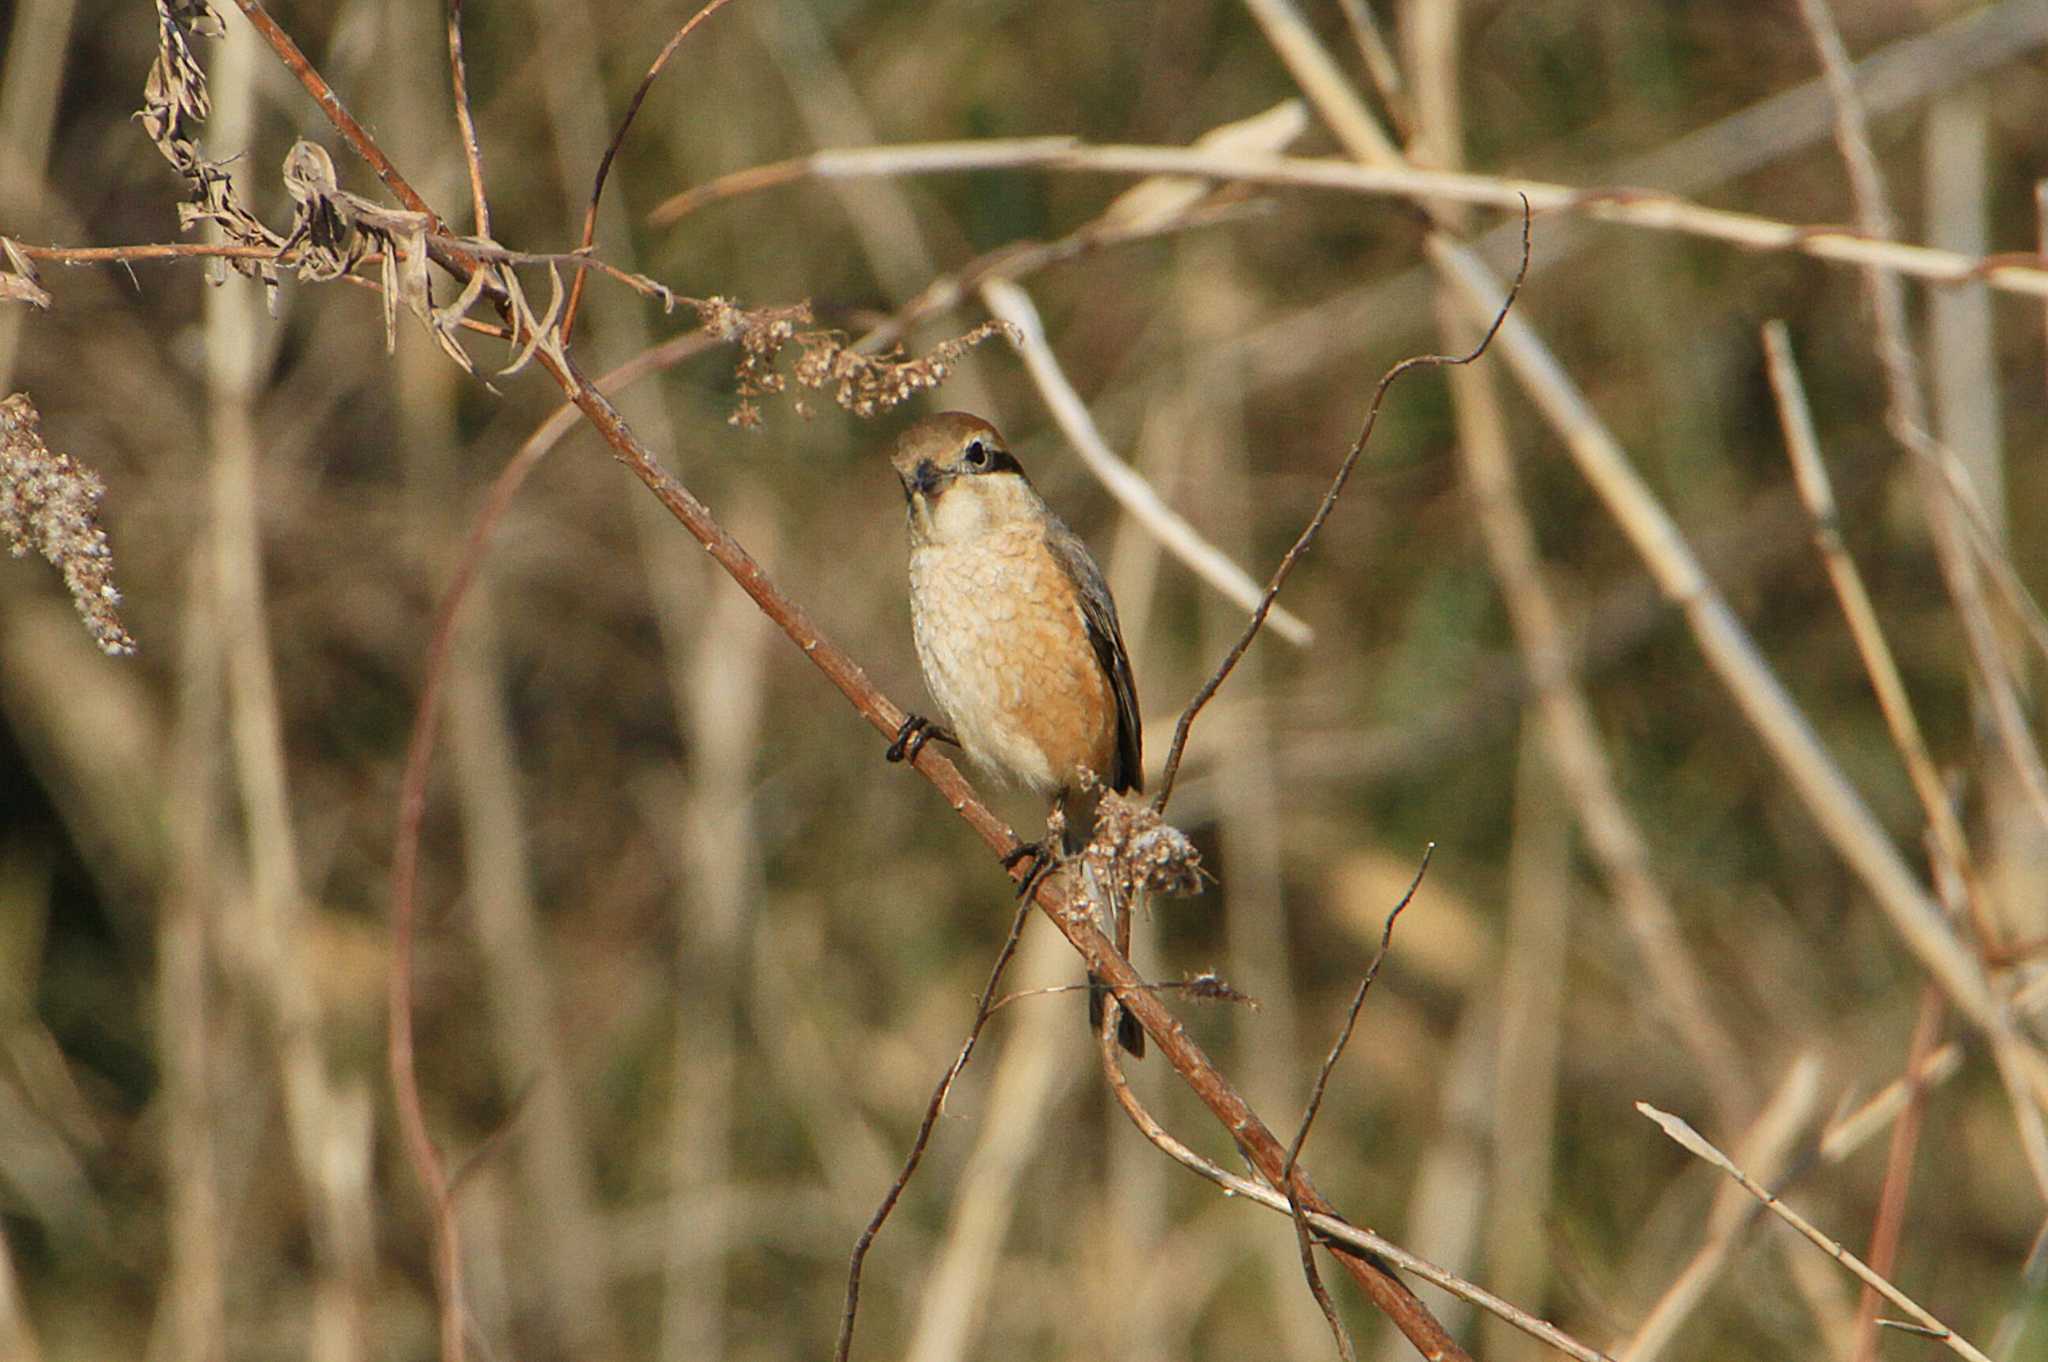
[2, 1, 2048, 1360]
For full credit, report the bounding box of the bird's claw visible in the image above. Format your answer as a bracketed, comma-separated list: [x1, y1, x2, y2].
[886, 714, 957, 765]
[1002, 839, 1059, 901]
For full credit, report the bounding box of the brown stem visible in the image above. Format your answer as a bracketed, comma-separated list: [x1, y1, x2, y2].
[560, 0, 739, 344]
[231, 3, 1471, 1354]
[446, 0, 490, 238]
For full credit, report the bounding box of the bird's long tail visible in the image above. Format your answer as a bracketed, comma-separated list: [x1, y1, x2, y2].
[1066, 806, 1145, 1059]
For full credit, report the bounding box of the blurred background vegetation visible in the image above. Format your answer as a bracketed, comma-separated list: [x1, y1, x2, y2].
[2, 0, 2047, 1359]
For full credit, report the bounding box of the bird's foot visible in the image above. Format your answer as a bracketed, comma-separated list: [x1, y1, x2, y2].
[1001, 839, 1059, 901]
[885, 713, 958, 765]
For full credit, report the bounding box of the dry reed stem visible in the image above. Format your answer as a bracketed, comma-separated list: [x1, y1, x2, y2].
[1210, 0, 2048, 408]
[1761, 319, 1992, 950]
[1796, 0, 2048, 844]
[1616, 1058, 1822, 1362]
[203, 20, 370, 1356]
[0, 0, 74, 390]
[649, 138, 2048, 300]
[1818, 1041, 1965, 1164]
[981, 280, 1313, 647]
[1444, 242, 1750, 1124]
[1484, 720, 1571, 1362]
[444, 502, 619, 1353]
[1177, 237, 1328, 1362]
[1425, 237, 2007, 1042]
[161, 554, 227, 1362]
[1333, 0, 1407, 138]
[1239, 5, 2048, 1309]
[1795, 0, 2048, 1212]
[902, 924, 1073, 1362]
[1253, 9, 1995, 1042]
[1638, 1103, 1994, 1362]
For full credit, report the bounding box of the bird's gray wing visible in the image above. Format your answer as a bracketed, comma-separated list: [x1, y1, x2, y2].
[1044, 520, 1143, 794]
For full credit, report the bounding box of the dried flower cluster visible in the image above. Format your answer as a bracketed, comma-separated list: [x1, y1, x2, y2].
[1082, 786, 1206, 901]
[692, 298, 1016, 428]
[0, 395, 134, 656]
[789, 318, 1018, 419]
[691, 297, 817, 428]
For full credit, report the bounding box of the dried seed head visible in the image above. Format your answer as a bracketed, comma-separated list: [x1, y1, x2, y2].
[0, 395, 135, 656]
[1082, 787, 1205, 901]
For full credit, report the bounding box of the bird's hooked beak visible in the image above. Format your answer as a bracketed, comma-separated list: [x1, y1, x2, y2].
[897, 458, 945, 503]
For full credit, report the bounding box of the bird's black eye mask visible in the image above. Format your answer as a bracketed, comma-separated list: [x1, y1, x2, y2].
[961, 437, 1024, 477]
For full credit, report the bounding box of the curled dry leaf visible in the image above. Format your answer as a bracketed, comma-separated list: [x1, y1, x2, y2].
[0, 395, 135, 656]
[143, 0, 284, 304]
[0, 239, 51, 310]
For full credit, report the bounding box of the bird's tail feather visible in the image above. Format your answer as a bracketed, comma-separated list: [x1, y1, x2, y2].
[1064, 793, 1145, 1058]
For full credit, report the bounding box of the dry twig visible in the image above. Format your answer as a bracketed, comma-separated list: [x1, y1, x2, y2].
[1638, 1103, 1993, 1362]
[1152, 201, 1528, 809]
[1280, 846, 1432, 1362]
[835, 898, 1035, 1362]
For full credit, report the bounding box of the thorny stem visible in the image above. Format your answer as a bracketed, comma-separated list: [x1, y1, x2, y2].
[1152, 198, 1530, 811]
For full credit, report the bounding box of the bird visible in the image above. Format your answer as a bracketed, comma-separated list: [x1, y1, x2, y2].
[884, 411, 1147, 1057]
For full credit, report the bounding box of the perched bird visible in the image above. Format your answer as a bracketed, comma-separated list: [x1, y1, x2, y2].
[885, 411, 1146, 1056]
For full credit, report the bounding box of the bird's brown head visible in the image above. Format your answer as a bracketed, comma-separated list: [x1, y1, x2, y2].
[890, 412, 1038, 545]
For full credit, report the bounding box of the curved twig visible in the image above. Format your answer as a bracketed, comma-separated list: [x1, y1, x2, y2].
[1281, 845, 1432, 1362]
[560, 0, 740, 344]
[836, 897, 1034, 1362]
[1152, 199, 1529, 810]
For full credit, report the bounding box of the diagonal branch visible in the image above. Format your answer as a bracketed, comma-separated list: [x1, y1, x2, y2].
[227, 6, 1472, 1357]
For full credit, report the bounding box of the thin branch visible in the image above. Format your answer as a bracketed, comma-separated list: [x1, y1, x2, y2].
[243, 8, 1464, 1354]
[1638, 1103, 1994, 1362]
[561, 0, 739, 344]
[446, 0, 489, 237]
[1851, 987, 1946, 1362]
[1152, 200, 1528, 810]
[1095, 1026, 1613, 1362]
[1281, 845, 1432, 1362]
[646, 137, 2048, 301]
[835, 897, 1033, 1362]
[228, 1, 442, 223]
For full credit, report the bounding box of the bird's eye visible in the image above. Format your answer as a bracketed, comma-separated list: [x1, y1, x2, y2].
[962, 439, 990, 470]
